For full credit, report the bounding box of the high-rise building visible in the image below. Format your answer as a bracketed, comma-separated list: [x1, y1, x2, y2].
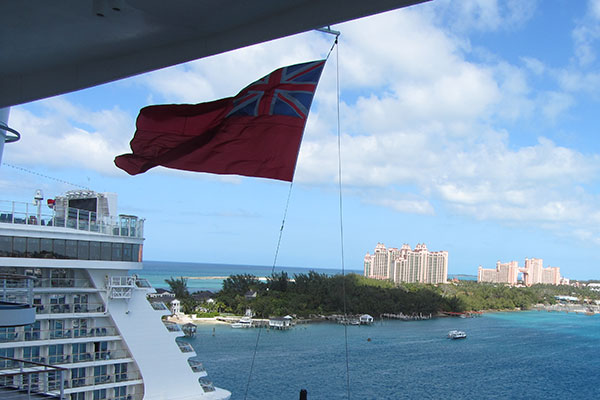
[364, 243, 448, 284]
[478, 257, 563, 286]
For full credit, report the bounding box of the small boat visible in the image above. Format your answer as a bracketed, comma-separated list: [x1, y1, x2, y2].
[231, 316, 252, 328]
[447, 330, 467, 339]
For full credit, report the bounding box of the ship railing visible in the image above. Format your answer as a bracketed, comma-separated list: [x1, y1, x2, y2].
[0, 274, 36, 327]
[188, 359, 205, 373]
[0, 200, 145, 238]
[0, 326, 120, 343]
[34, 301, 105, 315]
[34, 277, 92, 289]
[163, 321, 182, 332]
[1, 274, 34, 306]
[150, 302, 169, 311]
[134, 278, 151, 288]
[198, 378, 215, 393]
[176, 340, 194, 353]
[70, 349, 132, 364]
[53, 369, 142, 393]
[0, 355, 67, 399]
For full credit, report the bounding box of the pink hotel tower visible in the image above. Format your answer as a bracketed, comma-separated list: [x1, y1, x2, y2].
[364, 243, 448, 284]
[477, 258, 564, 286]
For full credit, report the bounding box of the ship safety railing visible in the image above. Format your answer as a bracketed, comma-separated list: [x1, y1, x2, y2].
[188, 359, 205, 373]
[176, 340, 194, 353]
[162, 321, 182, 333]
[150, 302, 169, 311]
[0, 274, 36, 327]
[10, 349, 135, 367]
[34, 277, 92, 289]
[34, 302, 105, 315]
[0, 200, 144, 238]
[0, 326, 120, 343]
[198, 378, 216, 393]
[0, 356, 67, 400]
[64, 369, 142, 388]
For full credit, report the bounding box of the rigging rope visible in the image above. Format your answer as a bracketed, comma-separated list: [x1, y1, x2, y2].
[1, 162, 92, 191]
[244, 33, 347, 400]
[334, 37, 352, 400]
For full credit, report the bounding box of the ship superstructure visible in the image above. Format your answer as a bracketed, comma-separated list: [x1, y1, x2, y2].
[0, 190, 230, 400]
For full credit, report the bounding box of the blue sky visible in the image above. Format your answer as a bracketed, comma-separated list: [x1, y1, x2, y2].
[3, 0, 600, 279]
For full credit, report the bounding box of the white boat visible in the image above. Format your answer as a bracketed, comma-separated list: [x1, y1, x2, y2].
[0, 190, 231, 399]
[447, 330, 467, 339]
[231, 316, 252, 328]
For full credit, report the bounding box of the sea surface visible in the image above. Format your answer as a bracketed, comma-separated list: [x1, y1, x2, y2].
[181, 311, 600, 400]
[140, 260, 474, 291]
[140, 260, 360, 291]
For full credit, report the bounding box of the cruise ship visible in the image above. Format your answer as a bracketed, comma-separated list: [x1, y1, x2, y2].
[0, 189, 231, 400]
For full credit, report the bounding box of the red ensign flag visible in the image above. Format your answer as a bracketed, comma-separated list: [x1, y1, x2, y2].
[115, 60, 326, 182]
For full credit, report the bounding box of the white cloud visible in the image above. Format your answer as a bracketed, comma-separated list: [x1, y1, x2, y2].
[7, 98, 133, 175]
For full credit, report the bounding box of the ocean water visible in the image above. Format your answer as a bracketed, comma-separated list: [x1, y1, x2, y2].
[183, 311, 600, 400]
[140, 260, 358, 291]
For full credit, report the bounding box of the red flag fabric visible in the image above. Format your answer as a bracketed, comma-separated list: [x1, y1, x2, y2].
[115, 60, 326, 181]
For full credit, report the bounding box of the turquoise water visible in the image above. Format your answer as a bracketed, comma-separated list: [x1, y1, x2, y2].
[140, 260, 358, 291]
[183, 311, 600, 399]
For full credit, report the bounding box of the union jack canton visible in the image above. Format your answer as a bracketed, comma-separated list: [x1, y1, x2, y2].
[227, 60, 326, 119]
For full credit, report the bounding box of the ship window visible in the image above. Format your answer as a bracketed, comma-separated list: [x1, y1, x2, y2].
[132, 244, 141, 262]
[89, 241, 101, 260]
[13, 237, 26, 257]
[24, 321, 41, 341]
[93, 388, 107, 400]
[114, 363, 128, 382]
[71, 367, 86, 388]
[53, 239, 66, 258]
[0, 236, 11, 256]
[101, 242, 111, 260]
[26, 237, 40, 257]
[73, 319, 88, 337]
[112, 243, 122, 261]
[71, 392, 86, 400]
[94, 365, 108, 384]
[40, 238, 53, 256]
[0, 348, 15, 368]
[78, 240, 89, 260]
[22, 346, 41, 362]
[66, 240, 77, 259]
[122, 244, 132, 261]
[72, 343, 88, 362]
[48, 344, 64, 363]
[114, 386, 127, 400]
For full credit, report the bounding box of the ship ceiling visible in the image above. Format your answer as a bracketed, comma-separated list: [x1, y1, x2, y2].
[0, 0, 428, 109]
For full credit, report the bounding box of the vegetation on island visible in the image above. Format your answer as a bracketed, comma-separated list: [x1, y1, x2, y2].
[164, 272, 600, 318]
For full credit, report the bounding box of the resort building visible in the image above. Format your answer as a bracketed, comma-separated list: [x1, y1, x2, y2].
[478, 257, 563, 286]
[364, 243, 448, 284]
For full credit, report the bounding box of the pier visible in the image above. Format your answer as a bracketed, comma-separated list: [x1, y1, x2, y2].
[380, 312, 432, 321]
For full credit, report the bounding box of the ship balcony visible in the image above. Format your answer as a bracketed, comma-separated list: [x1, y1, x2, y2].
[150, 302, 169, 311]
[176, 340, 194, 353]
[34, 301, 105, 315]
[187, 359, 207, 376]
[198, 378, 216, 393]
[34, 278, 93, 289]
[0, 326, 120, 343]
[0, 200, 144, 238]
[0, 356, 68, 399]
[162, 321, 182, 333]
[0, 274, 36, 327]
[107, 276, 152, 299]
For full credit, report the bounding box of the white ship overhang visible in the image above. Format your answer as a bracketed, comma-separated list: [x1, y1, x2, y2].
[0, 0, 428, 108]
